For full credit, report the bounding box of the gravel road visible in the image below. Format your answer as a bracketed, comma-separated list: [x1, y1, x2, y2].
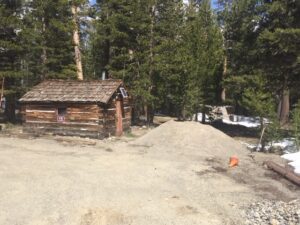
[0, 121, 299, 225]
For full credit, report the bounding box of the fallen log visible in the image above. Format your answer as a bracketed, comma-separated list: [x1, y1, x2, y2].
[264, 161, 300, 186]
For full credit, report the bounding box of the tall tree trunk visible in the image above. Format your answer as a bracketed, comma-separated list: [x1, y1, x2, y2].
[5, 95, 15, 122]
[41, 17, 47, 80]
[0, 77, 4, 104]
[201, 105, 206, 124]
[221, 55, 227, 102]
[279, 76, 290, 125]
[72, 4, 83, 80]
[146, 3, 156, 126]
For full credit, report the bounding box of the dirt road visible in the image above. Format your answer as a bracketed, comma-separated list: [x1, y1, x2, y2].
[0, 121, 299, 225]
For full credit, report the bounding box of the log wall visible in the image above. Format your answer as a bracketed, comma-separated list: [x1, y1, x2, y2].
[23, 103, 106, 138]
[103, 97, 131, 136]
[22, 98, 131, 139]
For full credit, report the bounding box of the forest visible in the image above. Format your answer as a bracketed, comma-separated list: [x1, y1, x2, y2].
[0, 0, 299, 130]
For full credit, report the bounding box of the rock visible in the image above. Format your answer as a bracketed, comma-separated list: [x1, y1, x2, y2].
[269, 145, 283, 155]
[270, 218, 279, 225]
[243, 200, 300, 225]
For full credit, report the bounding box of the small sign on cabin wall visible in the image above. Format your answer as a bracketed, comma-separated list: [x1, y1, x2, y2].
[57, 115, 65, 122]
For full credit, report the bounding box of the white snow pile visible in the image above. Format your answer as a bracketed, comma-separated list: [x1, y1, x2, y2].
[282, 151, 300, 175]
[242, 138, 298, 153]
[222, 115, 266, 128]
[194, 113, 210, 122]
[271, 139, 297, 153]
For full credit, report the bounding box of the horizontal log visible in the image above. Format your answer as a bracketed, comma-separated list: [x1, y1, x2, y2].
[26, 120, 100, 126]
[265, 161, 300, 186]
[26, 109, 56, 113]
[67, 108, 100, 113]
[25, 105, 56, 110]
[26, 112, 56, 116]
[24, 123, 104, 132]
[66, 114, 100, 120]
[24, 126, 108, 139]
[25, 104, 100, 110]
[66, 111, 103, 114]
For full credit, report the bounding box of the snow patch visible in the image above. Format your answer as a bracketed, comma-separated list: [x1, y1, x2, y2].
[282, 152, 300, 175]
[272, 139, 297, 152]
[197, 113, 210, 122]
[242, 138, 297, 153]
[222, 115, 263, 128]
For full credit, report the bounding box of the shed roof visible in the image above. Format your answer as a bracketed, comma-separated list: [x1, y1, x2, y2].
[19, 79, 123, 104]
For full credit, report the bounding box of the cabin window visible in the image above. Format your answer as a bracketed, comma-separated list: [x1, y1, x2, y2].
[57, 107, 67, 122]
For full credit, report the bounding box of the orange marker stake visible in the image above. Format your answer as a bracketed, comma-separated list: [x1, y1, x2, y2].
[229, 156, 239, 168]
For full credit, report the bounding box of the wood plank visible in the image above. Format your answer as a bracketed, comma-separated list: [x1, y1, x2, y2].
[24, 125, 107, 139]
[26, 109, 56, 113]
[26, 121, 100, 126]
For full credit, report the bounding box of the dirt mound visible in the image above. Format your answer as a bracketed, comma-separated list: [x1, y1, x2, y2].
[133, 120, 248, 160]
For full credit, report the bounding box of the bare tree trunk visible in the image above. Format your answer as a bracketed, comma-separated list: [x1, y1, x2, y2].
[0, 77, 4, 104]
[277, 98, 282, 120]
[257, 118, 266, 152]
[146, 3, 156, 126]
[41, 17, 47, 80]
[201, 109, 206, 124]
[72, 4, 83, 80]
[279, 76, 290, 125]
[221, 55, 227, 102]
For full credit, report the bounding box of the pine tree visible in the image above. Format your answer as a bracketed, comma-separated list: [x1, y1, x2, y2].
[0, 0, 23, 121]
[153, 0, 186, 118]
[21, 0, 76, 82]
[90, 0, 145, 120]
[90, 0, 178, 123]
[258, 0, 300, 125]
[217, 0, 263, 114]
[242, 73, 282, 150]
[184, 0, 223, 122]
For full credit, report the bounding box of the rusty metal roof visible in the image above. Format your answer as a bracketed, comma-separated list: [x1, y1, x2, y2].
[19, 79, 123, 104]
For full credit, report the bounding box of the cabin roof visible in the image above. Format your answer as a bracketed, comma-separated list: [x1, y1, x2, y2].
[19, 79, 123, 104]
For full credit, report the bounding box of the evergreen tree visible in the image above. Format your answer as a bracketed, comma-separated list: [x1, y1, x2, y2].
[153, 0, 186, 118]
[0, 0, 23, 120]
[90, 0, 187, 123]
[21, 0, 76, 82]
[242, 73, 282, 150]
[184, 0, 223, 122]
[218, 0, 263, 114]
[258, 0, 300, 125]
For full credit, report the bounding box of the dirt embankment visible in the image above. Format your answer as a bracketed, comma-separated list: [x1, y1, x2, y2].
[0, 120, 299, 225]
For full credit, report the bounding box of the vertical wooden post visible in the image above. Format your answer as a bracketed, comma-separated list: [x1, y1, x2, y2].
[115, 99, 123, 137]
[221, 56, 227, 102]
[0, 77, 4, 107]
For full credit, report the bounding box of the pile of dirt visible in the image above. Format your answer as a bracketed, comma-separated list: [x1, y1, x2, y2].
[133, 120, 248, 161]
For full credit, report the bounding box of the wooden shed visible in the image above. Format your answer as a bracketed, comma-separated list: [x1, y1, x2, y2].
[19, 79, 131, 139]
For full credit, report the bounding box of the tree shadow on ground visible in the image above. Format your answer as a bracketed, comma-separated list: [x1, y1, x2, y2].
[211, 120, 260, 138]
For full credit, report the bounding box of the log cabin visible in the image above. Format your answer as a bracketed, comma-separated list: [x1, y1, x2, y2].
[19, 79, 131, 139]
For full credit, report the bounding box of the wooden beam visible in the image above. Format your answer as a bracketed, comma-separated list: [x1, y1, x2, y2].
[265, 161, 300, 186]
